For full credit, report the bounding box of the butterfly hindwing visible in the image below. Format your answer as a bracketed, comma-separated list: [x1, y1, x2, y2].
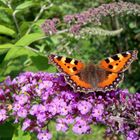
[48, 54, 85, 75]
[65, 75, 92, 92]
[65, 67, 124, 93]
[97, 72, 124, 91]
[98, 50, 138, 73]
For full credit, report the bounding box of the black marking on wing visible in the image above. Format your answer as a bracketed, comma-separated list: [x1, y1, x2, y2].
[73, 67, 77, 71]
[74, 60, 78, 65]
[108, 65, 113, 69]
[111, 55, 120, 60]
[65, 58, 72, 63]
[122, 52, 128, 57]
[105, 59, 110, 63]
[57, 56, 62, 61]
[103, 73, 124, 91]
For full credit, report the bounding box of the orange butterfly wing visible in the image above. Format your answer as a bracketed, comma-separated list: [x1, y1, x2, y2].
[65, 73, 124, 93]
[98, 50, 138, 73]
[97, 73, 124, 91]
[48, 50, 138, 93]
[48, 54, 84, 75]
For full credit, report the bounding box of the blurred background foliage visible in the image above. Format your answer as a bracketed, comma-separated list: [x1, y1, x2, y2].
[0, 0, 140, 139]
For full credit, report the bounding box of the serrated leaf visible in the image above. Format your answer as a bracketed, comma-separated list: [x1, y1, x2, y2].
[0, 25, 16, 36]
[12, 126, 31, 140]
[15, 33, 45, 47]
[15, 1, 38, 12]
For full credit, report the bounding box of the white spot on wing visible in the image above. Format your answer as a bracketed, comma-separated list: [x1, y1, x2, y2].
[117, 54, 123, 60]
[70, 59, 75, 64]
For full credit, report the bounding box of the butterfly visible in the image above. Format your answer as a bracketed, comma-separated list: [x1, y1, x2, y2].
[48, 50, 138, 93]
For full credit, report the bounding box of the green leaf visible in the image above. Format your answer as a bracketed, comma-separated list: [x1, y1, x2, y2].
[15, 1, 38, 12]
[0, 43, 15, 49]
[129, 22, 137, 29]
[2, 46, 51, 76]
[0, 6, 13, 14]
[0, 43, 15, 54]
[3, 46, 32, 62]
[0, 0, 7, 4]
[0, 25, 16, 36]
[129, 86, 136, 93]
[0, 122, 14, 139]
[33, 19, 46, 26]
[12, 126, 31, 140]
[15, 33, 45, 47]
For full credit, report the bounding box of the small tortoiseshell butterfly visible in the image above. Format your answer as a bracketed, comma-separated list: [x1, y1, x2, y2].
[49, 50, 138, 93]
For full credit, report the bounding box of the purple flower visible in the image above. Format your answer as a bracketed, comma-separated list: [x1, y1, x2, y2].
[77, 100, 92, 115]
[30, 104, 38, 115]
[13, 102, 22, 111]
[42, 2, 140, 35]
[65, 115, 74, 124]
[0, 71, 139, 140]
[0, 109, 8, 121]
[48, 102, 58, 116]
[4, 76, 12, 86]
[39, 81, 53, 90]
[41, 19, 58, 35]
[72, 118, 91, 134]
[56, 118, 68, 132]
[17, 108, 28, 118]
[69, 24, 81, 34]
[22, 119, 31, 131]
[0, 89, 5, 100]
[37, 112, 46, 123]
[37, 104, 47, 113]
[92, 103, 104, 120]
[14, 94, 29, 105]
[37, 130, 52, 140]
[126, 130, 139, 140]
[59, 103, 70, 116]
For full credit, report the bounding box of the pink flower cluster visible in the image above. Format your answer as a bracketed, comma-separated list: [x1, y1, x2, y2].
[42, 2, 140, 35]
[0, 72, 139, 140]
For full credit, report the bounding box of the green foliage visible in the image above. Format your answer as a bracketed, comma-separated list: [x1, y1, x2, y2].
[0, 25, 15, 36]
[12, 126, 31, 140]
[0, 122, 14, 140]
[0, 0, 140, 139]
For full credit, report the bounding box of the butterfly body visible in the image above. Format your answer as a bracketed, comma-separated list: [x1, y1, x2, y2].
[49, 50, 138, 93]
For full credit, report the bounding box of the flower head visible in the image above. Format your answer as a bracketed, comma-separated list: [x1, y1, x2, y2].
[0, 72, 139, 139]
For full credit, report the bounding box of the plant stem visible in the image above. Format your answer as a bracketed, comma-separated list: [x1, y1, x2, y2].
[24, 29, 68, 53]
[26, 3, 53, 34]
[6, 0, 20, 34]
[25, 46, 39, 53]
[12, 11, 20, 34]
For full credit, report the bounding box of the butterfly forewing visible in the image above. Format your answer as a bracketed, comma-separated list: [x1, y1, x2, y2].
[98, 50, 138, 73]
[49, 54, 85, 75]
